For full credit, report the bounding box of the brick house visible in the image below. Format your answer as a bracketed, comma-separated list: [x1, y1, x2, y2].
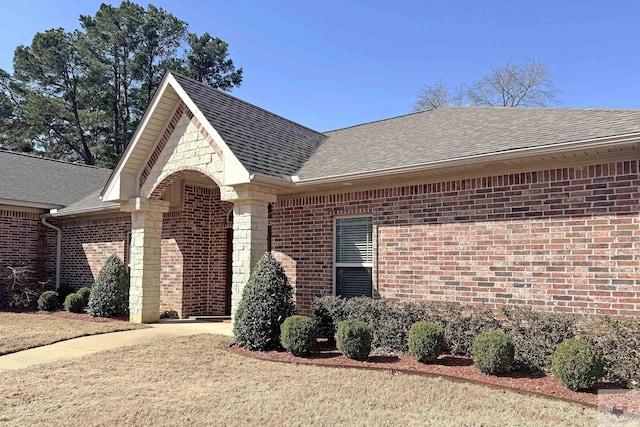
[1, 72, 639, 323]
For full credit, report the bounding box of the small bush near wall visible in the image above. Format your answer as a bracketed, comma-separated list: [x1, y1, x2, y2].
[552, 339, 603, 391]
[337, 319, 372, 360]
[577, 317, 640, 389]
[234, 253, 296, 351]
[37, 291, 59, 312]
[408, 321, 444, 363]
[89, 255, 129, 318]
[280, 315, 316, 356]
[64, 293, 85, 313]
[56, 284, 75, 307]
[500, 307, 577, 373]
[473, 330, 515, 375]
[76, 287, 91, 307]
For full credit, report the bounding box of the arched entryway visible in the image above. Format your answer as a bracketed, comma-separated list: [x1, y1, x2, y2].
[146, 169, 234, 319]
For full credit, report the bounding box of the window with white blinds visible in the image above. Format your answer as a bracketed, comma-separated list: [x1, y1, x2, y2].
[335, 217, 373, 298]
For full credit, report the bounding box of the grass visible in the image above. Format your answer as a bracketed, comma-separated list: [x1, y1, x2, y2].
[0, 334, 598, 426]
[0, 312, 144, 355]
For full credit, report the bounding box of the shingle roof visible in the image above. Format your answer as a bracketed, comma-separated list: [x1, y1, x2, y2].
[172, 73, 326, 177]
[0, 150, 111, 208]
[296, 107, 640, 180]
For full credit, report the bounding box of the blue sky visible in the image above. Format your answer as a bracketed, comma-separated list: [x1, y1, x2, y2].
[1, 0, 638, 131]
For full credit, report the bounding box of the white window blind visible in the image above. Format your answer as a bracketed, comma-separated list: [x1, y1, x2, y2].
[335, 217, 373, 298]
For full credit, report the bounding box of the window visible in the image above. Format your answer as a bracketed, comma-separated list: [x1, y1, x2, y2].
[335, 217, 373, 298]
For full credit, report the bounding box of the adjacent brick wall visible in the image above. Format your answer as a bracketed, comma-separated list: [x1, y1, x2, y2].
[160, 184, 233, 317]
[272, 160, 640, 317]
[56, 214, 131, 287]
[53, 185, 232, 318]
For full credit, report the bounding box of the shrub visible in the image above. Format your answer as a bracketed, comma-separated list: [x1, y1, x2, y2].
[473, 330, 515, 375]
[552, 339, 603, 391]
[56, 284, 75, 307]
[500, 307, 576, 373]
[89, 255, 129, 318]
[336, 319, 372, 360]
[64, 293, 85, 313]
[578, 317, 640, 389]
[76, 287, 91, 307]
[312, 296, 346, 343]
[280, 315, 317, 356]
[37, 290, 59, 311]
[408, 321, 444, 363]
[234, 253, 296, 351]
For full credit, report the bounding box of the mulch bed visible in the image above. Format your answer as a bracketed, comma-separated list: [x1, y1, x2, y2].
[232, 340, 626, 409]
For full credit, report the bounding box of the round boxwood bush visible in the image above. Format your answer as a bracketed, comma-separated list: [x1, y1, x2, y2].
[337, 319, 372, 360]
[473, 330, 515, 375]
[234, 253, 296, 351]
[56, 284, 75, 307]
[89, 255, 129, 318]
[552, 339, 603, 391]
[76, 287, 91, 307]
[408, 321, 445, 363]
[37, 290, 59, 312]
[280, 315, 317, 356]
[64, 293, 85, 313]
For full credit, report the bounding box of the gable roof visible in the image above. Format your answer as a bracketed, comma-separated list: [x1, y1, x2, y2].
[296, 107, 640, 180]
[171, 73, 326, 177]
[0, 150, 111, 209]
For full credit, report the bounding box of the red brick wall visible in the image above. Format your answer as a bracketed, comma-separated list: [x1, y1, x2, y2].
[56, 214, 131, 287]
[0, 208, 54, 282]
[160, 184, 233, 317]
[272, 160, 640, 317]
[54, 185, 232, 318]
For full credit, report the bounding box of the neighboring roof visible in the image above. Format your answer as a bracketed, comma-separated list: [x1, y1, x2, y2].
[172, 73, 327, 178]
[0, 150, 111, 208]
[53, 188, 119, 216]
[296, 107, 640, 180]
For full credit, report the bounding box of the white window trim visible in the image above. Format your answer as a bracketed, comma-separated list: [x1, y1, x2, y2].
[333, 215, 374, 297]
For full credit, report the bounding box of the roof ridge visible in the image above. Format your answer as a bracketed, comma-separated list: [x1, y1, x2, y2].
[325, 109, 433, 133]
[170, 72, 325, 136]
[0, 149, 112, 171]
[325, 106, 640, 134]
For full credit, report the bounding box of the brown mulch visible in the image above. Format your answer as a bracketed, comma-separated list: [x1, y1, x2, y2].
[232, 340, 622, 408]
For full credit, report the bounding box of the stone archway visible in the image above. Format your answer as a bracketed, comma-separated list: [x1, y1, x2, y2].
[118, 103, 276, 323]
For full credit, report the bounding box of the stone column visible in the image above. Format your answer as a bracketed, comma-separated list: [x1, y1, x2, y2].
[222, 186, 277, 320]
[121, 197, 170, 323]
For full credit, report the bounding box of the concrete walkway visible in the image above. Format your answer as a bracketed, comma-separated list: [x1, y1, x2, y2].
[0, 319, 233, 372]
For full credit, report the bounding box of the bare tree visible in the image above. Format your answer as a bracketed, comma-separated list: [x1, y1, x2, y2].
[414, 81, 465, 111]
[467, 60, 557, 107]
[414, 60, 558, 111]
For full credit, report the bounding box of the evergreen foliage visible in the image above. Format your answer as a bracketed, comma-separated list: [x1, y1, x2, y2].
[89, 255, 129, 317]
[233, 253, 295, 351]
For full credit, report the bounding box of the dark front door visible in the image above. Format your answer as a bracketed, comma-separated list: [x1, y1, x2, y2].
[225, 227, 233, 316]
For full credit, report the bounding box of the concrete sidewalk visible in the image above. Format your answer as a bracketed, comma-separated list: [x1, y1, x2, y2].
[0, 319, 233, 372]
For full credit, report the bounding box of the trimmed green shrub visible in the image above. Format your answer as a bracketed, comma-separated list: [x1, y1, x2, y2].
[280, 315, 317, 356]
[500, 307, 576, 373]
[337, 319, 372, 360]
[408, 321, 444, 363]
[312, 295, 346, 343]
[76, 287, 91, 307]
[64, 293, 85, 313]
[578, 317, 640, 389]
[234, 253, 296, 351]
[552, 339, 603, 391]
[89, 255, 129, 318]
[56, 284, 75, 307]
[37, 290, 59, 311]
[473, 330, 515, 375]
